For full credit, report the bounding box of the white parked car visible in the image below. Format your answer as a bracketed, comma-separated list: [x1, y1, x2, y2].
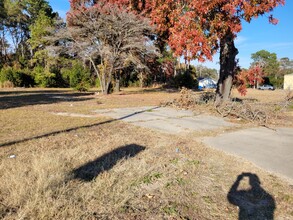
[258, 84, 275, 90]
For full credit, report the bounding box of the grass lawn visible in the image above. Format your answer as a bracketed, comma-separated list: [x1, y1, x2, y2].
[0, 87, 293, 219]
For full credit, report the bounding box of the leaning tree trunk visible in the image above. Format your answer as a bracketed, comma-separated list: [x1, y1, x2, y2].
[105, 66, 114, 95]
[114, 71, 121, 93]
[215, 30, 239, 107]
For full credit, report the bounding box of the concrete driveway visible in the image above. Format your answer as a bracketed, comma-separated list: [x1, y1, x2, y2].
[94, 106, 235, 134]
[93, 106, 293, 183]
[202, 127, 293, 183]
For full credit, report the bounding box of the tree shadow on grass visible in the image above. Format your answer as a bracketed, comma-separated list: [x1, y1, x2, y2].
[72, 144, 145, 181]
[227, 172, 276, 220]
[0, 90, 94, 110]
[0, 106, 159, 148]
[0, 89, 69, 95]
[119, 87, 179, 94]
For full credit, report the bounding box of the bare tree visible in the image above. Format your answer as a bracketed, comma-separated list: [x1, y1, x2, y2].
[48, 3, 158, 94]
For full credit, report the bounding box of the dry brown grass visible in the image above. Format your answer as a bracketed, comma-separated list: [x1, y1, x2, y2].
[165, 88, 293, 127]
[230, 88, 289, 103]
[1, 87, 293, 219]
[231, 89, 293, 126]
[0, 81, 14, 89]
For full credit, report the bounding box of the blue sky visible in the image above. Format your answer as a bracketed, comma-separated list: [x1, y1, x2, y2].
[49, 0, 293, 70]
[49, 0, 69, 19]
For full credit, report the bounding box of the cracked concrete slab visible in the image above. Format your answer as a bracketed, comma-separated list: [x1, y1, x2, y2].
[56, 106, 293, 182]
[167, 116, 233, 131]
[202, 127, 293, 182]
[94, 106, 194, 121]
[93, 106, 235, 133]
[133, 120, 187, 134]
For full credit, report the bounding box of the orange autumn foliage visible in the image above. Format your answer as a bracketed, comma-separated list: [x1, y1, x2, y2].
[68, 0, 285, 62]
[236, 66, 264, 96]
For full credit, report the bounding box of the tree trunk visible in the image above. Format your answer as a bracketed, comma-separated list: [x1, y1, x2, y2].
[105, 81, 113, 95]
[156, 37, 166, 54]
[139, 71, 144, 88]
[115, 79, 120, 92]
[215, 30, 239, 107]
[104, 66, 114, 95]
[89, 57, 104, 93]
[114, 71, 121, 93]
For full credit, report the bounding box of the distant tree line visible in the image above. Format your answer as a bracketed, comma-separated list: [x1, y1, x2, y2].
[0, 0, 179, 91]
[250, 50, 293, 88]
[0, 0, 218, 92]
[236, 49, 293, 95]
[0, 0, 287, 101]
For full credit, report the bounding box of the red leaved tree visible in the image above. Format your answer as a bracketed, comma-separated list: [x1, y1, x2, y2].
[68, 0, 285, 102]
[121, 0, 284, 104]
[236, 66, 264, 96]
[154, 0, 284, 105]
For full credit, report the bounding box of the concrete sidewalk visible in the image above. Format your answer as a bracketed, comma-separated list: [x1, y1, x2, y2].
[202, 127, 293, 183]
[93, 106, 293, 183]
[94, 106, 235, 134]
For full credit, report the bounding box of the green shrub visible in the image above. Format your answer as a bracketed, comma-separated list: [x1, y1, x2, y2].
[268, 76, 284, 89]
[60, 67, 71, 86]
[61, 62, 91, 91]
[128, 80, 140, 87]
[33, 66, 56, 88]
[95, 77, 101, 88]
[0, 66, 34, 87]
[173, 72, 198, 89]
[50, 66, 69, 88]
[0, 67, 14, 83]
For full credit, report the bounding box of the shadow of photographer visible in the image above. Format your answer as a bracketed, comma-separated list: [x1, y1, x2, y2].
[228, 172, 276, 220]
